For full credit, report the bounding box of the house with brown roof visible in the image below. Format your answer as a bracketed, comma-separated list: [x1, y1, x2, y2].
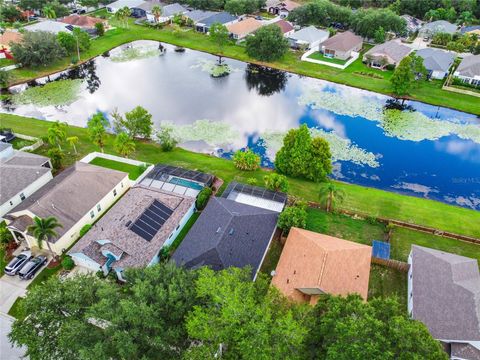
[271, 228, 372, 304]
[320, 31, 363, 60]
[69, 185, 196, 280]
[363, 40, 412, 69]
[226, 17, 263, 40]
[266, 0, 300, 19]
[408, 246, 480, 359]
[5, 162, 129, 255]
[59, 14, 107, 32]
[272, 19, 294, 37]
[0, 31, 23, 51]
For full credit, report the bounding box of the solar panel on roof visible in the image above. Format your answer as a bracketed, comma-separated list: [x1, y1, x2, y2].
[129, 200, 173, 241]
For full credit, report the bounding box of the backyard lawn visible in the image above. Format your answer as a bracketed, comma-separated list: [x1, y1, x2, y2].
[368, 265, 407, 307]
[307, 52, 349, 65]
[5, 19, 480, 115]
[2, 113, 480, 238]
[89, 157, 148, 180]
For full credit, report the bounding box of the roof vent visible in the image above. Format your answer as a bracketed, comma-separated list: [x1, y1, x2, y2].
[229, 228, 234, 235]
[216, 227, 221, 234]
[125, 220, 132, 227]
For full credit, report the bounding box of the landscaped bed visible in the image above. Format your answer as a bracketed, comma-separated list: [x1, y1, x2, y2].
[89, 157, 147, 180]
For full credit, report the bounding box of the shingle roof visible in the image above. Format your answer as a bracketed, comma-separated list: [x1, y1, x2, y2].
[460, 25, 480, 34]
[273, 19, 294, 34]
[450, 343, 480, 360]
[0, 149, 50, 204]
[410, 246, 480, 342]
[226, 17, 263, 37]
[321, 31, 362, 52]
[59, 14, 105, 28]
[456, 55, 480, 78]
[69, 185, 195, 269]
[7, 162, 127, 242]
[171, 197, 278, 278]
[416, 48, 455, 72]
[184, 10, 217, 23]
[272, 228, 372, 304]
[364, 40, 412, 63]
[107, 0, 146, 10]
[23, 20, 72, 34]
[289, 25, 329, 43]
[162, 3, 187, 17]
[198, 11, 236, 26]
[421, 20, 457, 35]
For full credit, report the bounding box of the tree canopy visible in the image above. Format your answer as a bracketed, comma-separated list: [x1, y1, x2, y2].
[10, 31, 65, 67]
[245, 24, 289, 62]
[112, 106, 153, 139]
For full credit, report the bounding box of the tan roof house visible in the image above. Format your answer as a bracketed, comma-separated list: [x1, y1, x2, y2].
[320, 31, 363, 60]
[5, 162, 129, 255]
[363, 40, 412, 68]
[0, 31, 23, 51]
[272, 228, 372, 304]
[227, 17, 263, 40]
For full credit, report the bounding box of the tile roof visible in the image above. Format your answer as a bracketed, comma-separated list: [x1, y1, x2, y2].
[273, 19, 294, 34]
[171, 197, 279, 279]
[321, 31, 363, 52]
[416, 48, 455, 72]
[59, 14, 105, 28]
[289, 25, 329, 43]
[0, 31, 23, 46]
[410, 245, 480, 342]
[69, 185, 195, 269]
[226, 17, 263, 37]
[0, 149, 50, 204]
[456, 55, 480, 78]
[198, 11, 236, 26]
[364, 40, 412, 63]
[8, 162, 127, 242]
[272, 228, 372, 304]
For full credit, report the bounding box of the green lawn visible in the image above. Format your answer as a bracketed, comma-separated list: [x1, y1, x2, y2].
[89, 157, 147, 180]
[368, 264, 407, 307]
[8, 297, 25, 320]
[2, 113, 480, 238]
[168, 211, 200, 255]
[0, 58, 14, 67]
[260, 235, 283, 275]
[5, 20, 480, 115]
[307, 52, 349, 65]
[10, 137, 35, 150]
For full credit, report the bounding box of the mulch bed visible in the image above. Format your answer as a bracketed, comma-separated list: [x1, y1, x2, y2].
[47, 258, 61, 268]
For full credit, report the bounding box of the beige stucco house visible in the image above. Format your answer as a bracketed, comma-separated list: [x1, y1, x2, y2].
[320, 31, 363, 60]
[5, 162, 129, 255]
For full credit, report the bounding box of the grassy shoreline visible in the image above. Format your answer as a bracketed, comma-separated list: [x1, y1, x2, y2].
[5, 19, 480, 115]
[1, 113, 479, 238]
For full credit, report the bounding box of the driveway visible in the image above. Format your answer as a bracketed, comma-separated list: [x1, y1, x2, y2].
[0, 276, 27, 314]
[0, 312, 27, 359]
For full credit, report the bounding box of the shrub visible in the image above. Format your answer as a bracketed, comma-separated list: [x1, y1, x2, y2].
[156, 126, 178, 152]
[277, 205, 307, 234]
[246, 177, 258, 186]
[232, 149, 260, 171]
[79, 224, 92, 237]
[95, 22, 105, 36]
[61, 256, 75, 270]
[264, 173, 288, 192]
[196, 187, 213, 210]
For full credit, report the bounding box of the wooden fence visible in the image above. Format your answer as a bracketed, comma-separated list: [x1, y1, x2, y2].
[372, 257, 410, 272]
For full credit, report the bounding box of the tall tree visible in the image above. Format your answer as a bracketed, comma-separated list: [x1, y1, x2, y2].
[27, 216, 62, 258]
[87, 112, 109, 152]
[112, 106, 153, 139]
[42, 4, 56, 19]
[11, 31, 65, 67]
[209, 22, 229, 53]
[114, 132, 136, 157]
[246, 24, 289, 62]
[390, 55, 414, 96]
[185, 267, 308, 359]
[304, 295, 448, 360]
[318, 181, 345, 212]
[47, 121, 68, 150]
[151, 4, 162, 23]
[66, 136, 78, 154]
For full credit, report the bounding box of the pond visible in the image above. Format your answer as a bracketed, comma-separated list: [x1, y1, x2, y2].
[1, 40, 480, 210]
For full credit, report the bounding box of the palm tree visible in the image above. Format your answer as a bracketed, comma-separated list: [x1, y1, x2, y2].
[72, 27, 83, 61]
[42, 5, 56, 19]
[27, 216, 63, 259]
[115, 7, 131, 28]
[47, 121, 67, 150]
[114, 132, 136, 158]
[66, 136, 79, 154]
[318, 182, 345, 213]
[151, 5, 162, 24]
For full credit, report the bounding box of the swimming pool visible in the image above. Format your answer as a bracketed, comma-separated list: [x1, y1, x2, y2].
[168, 177, 204, 190]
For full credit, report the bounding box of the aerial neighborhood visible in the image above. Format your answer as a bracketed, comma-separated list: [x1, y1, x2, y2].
[0, 0, 480, 359]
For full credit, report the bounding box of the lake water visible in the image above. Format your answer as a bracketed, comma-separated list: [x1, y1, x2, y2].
[2, 40, 480, 210]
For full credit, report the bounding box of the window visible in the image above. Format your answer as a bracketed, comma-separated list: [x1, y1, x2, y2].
[19, 193, 26, 201]
[97, 204, 101, 212]
[90, 211, 95, 219]
[113, 189, 117, 197]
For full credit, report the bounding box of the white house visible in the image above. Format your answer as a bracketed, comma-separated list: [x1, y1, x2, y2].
[5, 162, 129, 255]
[288, 25, 329, 50]
[139, 2, 187, 23]
[454, 55, 480, 87]
[408, 246, 480, 359]
[106, 0, 146, 14]
[416, 48, 455, 80]
[0, 143, 52, 219]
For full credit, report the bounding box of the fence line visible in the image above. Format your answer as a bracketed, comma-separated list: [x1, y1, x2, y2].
[372, 257, 410, 272]
[80, 151, 149, 167]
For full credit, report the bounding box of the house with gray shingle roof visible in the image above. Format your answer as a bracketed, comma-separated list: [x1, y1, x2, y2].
[416, 48, 455, 80]
[172, 183, 286, 280]
[195, 11, 237, 33]
[140, 2, 187, 23]
[363, 40, 412, 68]
[454, 55, 480, 87]
[408, 246, 480, 359]
[5, 162, 129, 255]
[183, 9, 217, 24]
[419, 20, 457, 40]
[288, 25, 329, 50]
[0, 143, 52, 219]
[69, 185, 195, 280]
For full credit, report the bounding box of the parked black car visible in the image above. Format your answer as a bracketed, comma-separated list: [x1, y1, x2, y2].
[18, 256, 48, 280]
[4, 251, 32, 276]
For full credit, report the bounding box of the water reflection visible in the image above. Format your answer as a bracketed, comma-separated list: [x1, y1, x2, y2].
[1, 40, 480, 210]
